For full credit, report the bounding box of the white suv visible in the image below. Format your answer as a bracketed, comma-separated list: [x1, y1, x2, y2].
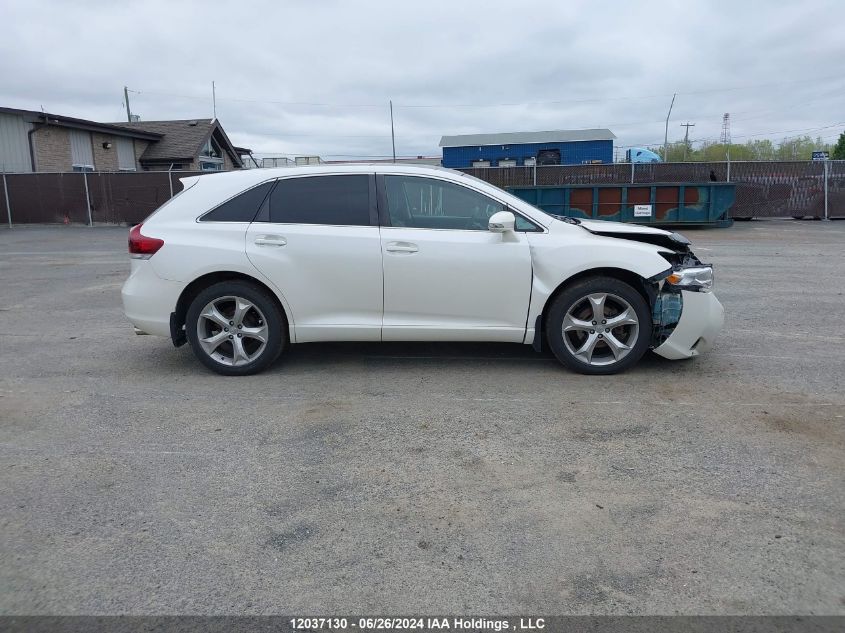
[122, 165, 724, 376]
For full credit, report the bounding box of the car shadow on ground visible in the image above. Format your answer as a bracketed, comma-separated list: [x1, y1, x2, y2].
[136, 338, 681, 378]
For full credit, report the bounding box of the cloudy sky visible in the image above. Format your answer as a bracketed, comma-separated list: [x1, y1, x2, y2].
[1, 0, 843, 159]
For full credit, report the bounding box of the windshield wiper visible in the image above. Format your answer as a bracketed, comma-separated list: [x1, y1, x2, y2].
[555, 215, 581, 225]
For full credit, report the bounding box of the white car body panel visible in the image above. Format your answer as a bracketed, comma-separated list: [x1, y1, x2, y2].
[522, 222, 675, 345]
[576, 218, 675, 236]
[653, 290, 725, 359]
[122, 258, 184, 337]
[380, 226, 532, 342]
[121, 164, 724, 365]
[245, 223, 383, 342]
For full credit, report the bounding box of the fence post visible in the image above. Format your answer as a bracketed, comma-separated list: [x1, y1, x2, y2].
[168, 163, 174, 198]
[533, 163, 536, 186]
[2, 171, 11, 228]
[823, 160, 830, 221]
[82, 171, 93, 226]
[726, 159, 731, 183]
[630, 161, 635, 184]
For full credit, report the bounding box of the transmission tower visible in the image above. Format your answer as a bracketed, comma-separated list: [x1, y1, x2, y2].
[720, 113, 731, 145]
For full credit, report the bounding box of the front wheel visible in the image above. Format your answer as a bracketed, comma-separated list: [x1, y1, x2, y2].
[185, 281, 285, 376]
[546, 276, 652, 375]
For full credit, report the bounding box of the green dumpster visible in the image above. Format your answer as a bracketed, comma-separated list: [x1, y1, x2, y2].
[507, 182, 736, 227]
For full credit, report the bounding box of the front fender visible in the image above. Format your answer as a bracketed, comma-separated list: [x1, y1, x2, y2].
[524, 231, 672, 344]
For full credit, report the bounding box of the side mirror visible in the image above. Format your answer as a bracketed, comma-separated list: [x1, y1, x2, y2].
[488, 210, 515, 233]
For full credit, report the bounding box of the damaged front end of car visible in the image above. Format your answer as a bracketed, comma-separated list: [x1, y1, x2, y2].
[557, 220, 725, 359]
[597, 229, 721, 356]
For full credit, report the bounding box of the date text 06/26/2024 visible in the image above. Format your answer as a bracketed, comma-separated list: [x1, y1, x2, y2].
[289, 617, 546, 631]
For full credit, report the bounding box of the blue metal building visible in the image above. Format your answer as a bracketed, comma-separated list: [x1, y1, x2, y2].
[439, 128, 615, 168]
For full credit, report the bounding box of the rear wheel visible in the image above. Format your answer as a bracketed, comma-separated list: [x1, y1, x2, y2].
[185, 281, 285, 376]
[546, 276, 651, 375]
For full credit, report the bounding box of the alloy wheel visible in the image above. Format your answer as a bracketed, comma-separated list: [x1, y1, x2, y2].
[561, 292, 640, 366]
[196, 296, 269, 367]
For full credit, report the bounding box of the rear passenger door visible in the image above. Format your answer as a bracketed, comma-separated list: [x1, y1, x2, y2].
[245, 173, 383, 342]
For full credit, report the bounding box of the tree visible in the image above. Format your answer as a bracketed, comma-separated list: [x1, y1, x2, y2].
[832, 131, 845, 160]
[642, 135, 834, 163]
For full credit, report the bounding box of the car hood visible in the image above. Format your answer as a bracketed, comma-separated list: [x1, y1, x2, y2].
[574, 219, 691, 252]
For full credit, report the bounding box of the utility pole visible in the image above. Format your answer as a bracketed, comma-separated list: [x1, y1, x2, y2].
[663, 93, 676, 162]
[123, 86, 132, 123]
[212, 81, 217, 119]
[721, 113, 731, 181]
[680, 122, 695, 161]
[389, 100, 396, 163]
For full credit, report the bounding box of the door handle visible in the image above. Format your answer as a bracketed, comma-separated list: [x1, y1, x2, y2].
[254, 235, 286, 247]
[385, 241, 418, 254]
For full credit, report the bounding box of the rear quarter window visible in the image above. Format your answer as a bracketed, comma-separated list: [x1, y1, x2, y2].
[199, 181, 275, 222]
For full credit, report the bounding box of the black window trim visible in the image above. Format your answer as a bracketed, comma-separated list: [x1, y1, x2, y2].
[375, 173, 545, 233]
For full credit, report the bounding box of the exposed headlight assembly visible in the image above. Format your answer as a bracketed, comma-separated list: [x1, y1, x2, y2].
[665, 265, 714, 292]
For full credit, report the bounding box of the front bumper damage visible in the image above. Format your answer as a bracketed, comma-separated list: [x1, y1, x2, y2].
[577, 222, 725, 360]
[652, 288, 724, 360]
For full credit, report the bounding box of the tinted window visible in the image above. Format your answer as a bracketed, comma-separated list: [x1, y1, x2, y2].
[200, 181, 274, 222]
[268, 175, 370, 225]
[384, 175, 506, 231]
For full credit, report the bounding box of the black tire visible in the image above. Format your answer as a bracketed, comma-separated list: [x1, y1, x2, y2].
[185, 280, 286, 376]
[546, 276, 651, 375]
[792, 215, 806, 220]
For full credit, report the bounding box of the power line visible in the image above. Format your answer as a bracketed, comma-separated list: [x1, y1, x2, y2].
[125, 73, 845, 111]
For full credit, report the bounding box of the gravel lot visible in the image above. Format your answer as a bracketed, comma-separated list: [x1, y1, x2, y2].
[1, 221, 843, 615]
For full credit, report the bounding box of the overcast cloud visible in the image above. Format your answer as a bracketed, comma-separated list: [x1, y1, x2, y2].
[1, 0, 843, 159]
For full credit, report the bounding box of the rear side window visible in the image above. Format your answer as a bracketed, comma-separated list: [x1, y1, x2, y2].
[200, 181, 274, 222]
[268, 175, 371, 226]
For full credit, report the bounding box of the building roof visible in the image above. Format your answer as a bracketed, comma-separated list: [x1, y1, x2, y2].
[0, 106, 162, 141]
[111, 119, 244, 167]
[439, 128, 616, 147]
[2, 105, 248, 169]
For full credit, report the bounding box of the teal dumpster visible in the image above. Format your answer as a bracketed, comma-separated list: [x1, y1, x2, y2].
[507, 182, 736, 227]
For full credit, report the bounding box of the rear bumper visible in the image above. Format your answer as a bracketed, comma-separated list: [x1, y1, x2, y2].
[653, 290, 724, 360]
[121, 259, 184, 338]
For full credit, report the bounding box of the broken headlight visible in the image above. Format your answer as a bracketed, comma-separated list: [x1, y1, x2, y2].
[665, 265, 714, 292]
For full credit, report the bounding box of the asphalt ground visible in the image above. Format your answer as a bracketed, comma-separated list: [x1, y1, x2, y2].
[0, 220, 843, 615]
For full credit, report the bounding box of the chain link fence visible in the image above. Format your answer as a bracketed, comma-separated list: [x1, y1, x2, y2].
[461, 160, 845, 219]
[1, 162, 843, 225]
[0, 170, 202, 225]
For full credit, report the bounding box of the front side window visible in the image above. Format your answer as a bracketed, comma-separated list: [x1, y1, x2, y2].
[199, 181, 274, 222]
[267, 175, 370, 226]
[383, 175, 508, 231]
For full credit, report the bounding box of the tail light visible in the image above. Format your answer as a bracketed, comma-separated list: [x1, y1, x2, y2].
[128, 223, 164, 259]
